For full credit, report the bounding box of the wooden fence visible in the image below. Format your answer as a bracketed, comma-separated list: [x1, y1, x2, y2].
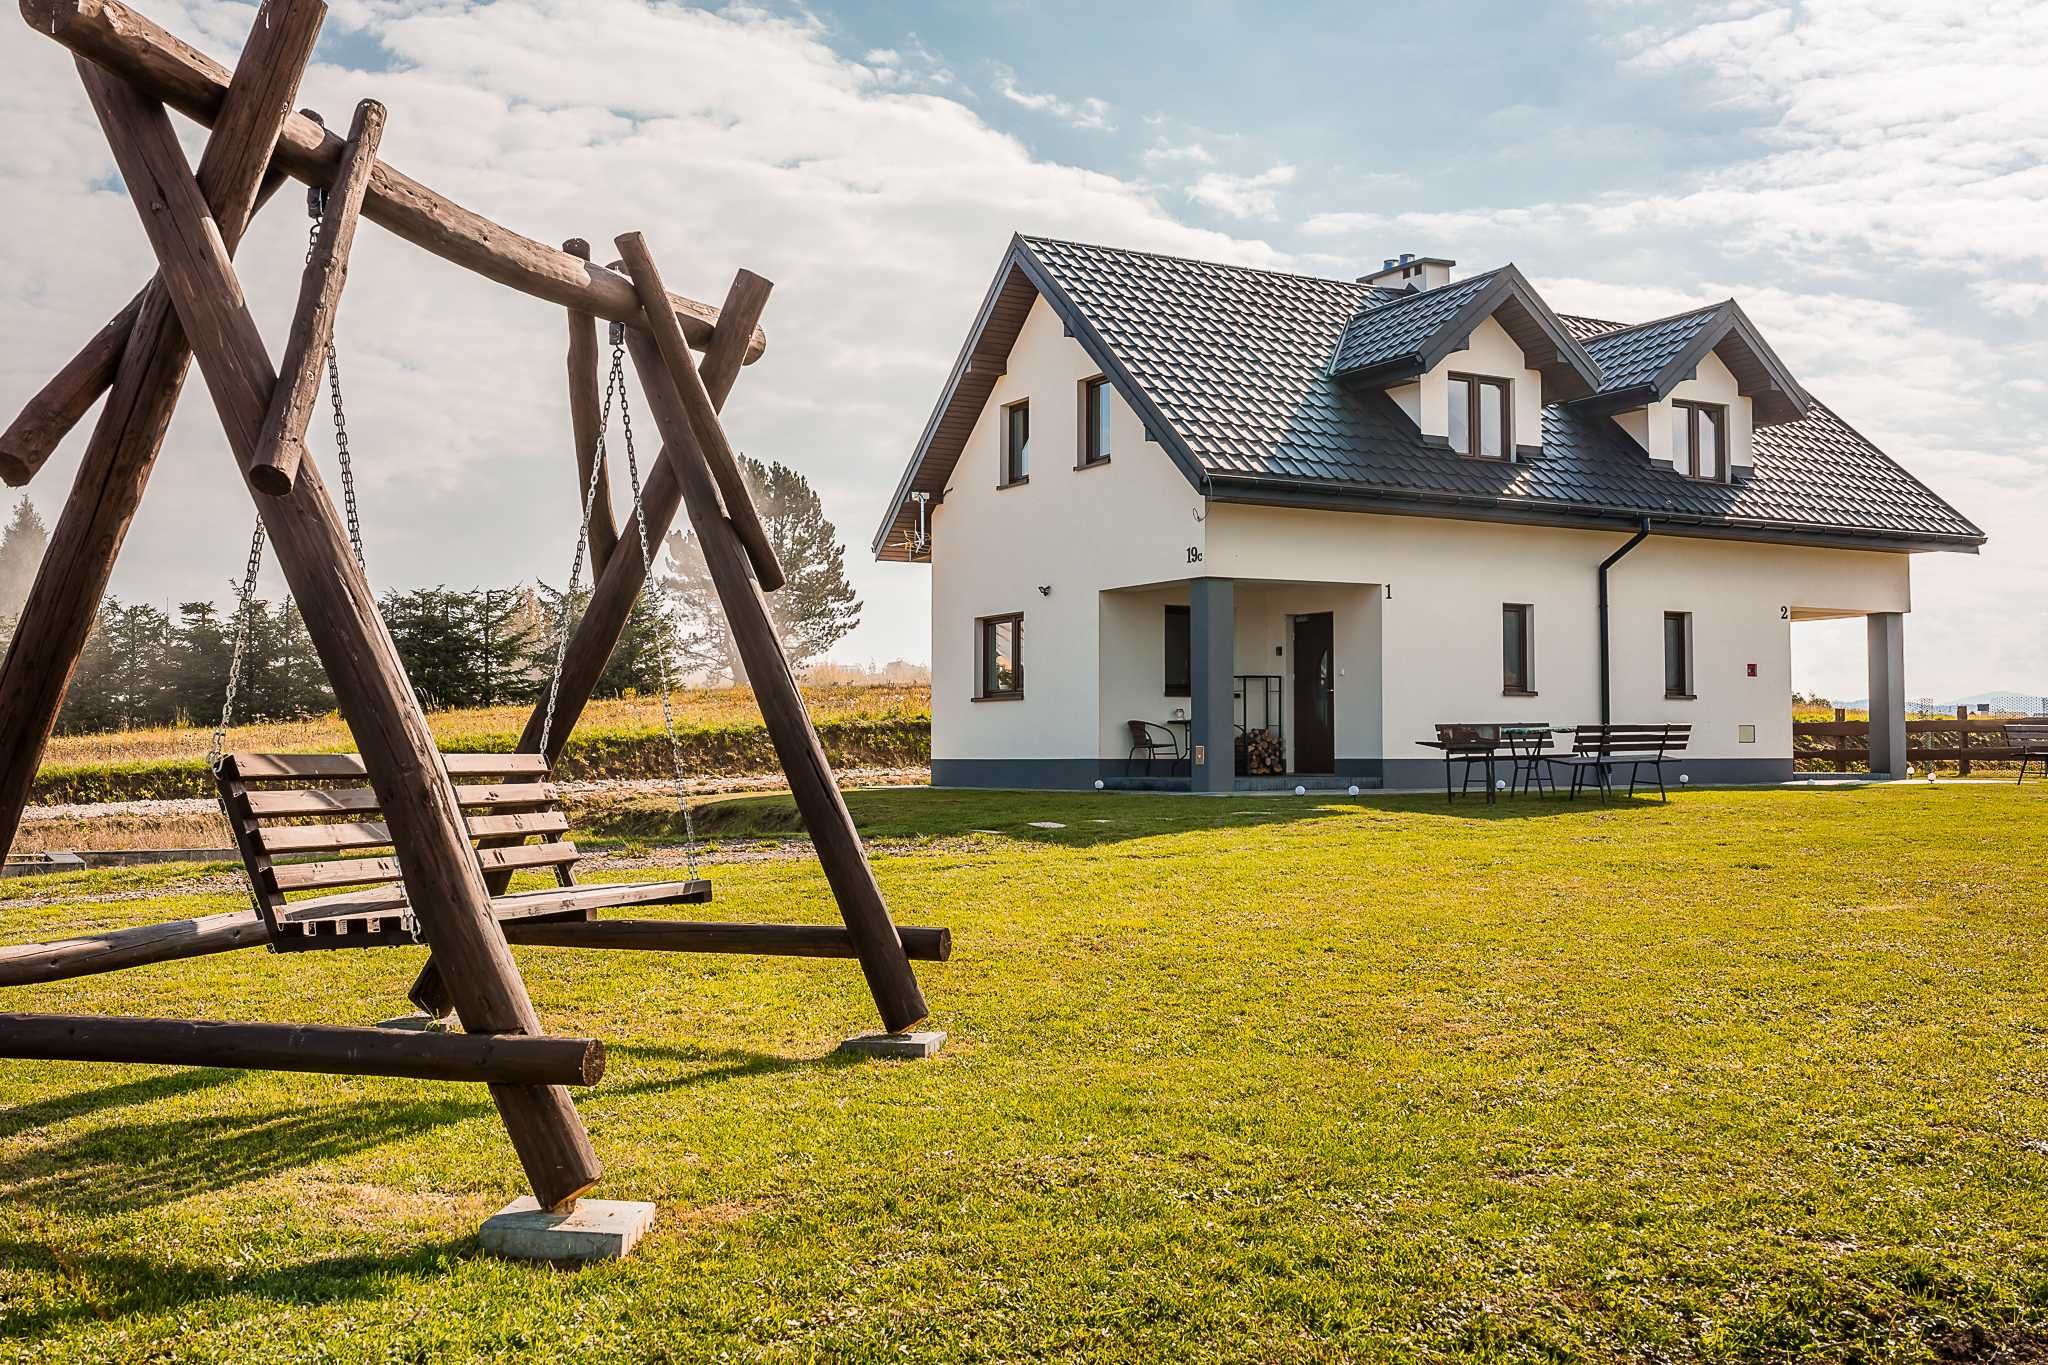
[1793, 706, 2044, 774]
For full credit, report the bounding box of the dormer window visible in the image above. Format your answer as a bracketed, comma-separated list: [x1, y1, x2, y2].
[1448, 373, 1511, 460]
[1673, 400, 1726, 482]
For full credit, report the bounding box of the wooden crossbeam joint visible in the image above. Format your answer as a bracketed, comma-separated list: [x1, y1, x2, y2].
[4, 0, 768, 488]
[613, 232, 786, 592]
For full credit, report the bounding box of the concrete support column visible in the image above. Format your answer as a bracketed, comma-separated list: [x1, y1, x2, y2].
[1867, 611, 1908, 779]
[1189, 578, 1235, 793]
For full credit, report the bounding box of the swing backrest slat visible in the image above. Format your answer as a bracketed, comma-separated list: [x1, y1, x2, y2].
[214, 752, 588, 950]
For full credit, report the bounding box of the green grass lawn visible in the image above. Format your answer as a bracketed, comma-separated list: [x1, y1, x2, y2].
[2, 784, 2047, 1361]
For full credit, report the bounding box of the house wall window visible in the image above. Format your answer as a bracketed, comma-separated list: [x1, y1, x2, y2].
[1079, 376, 1112, 467]
[975, 613, 1023, 699]
[1164, 604, 1191, 696]
[1502, 603, 1534, 694]
[1001, 399, 1030, 487]
[1663, 611, 1694, 698]
[1448, 373, 1512, 460]
[1672, 400, 1726, 481]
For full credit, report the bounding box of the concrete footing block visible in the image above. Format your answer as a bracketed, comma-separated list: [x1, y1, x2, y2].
[837, 1029, 948, 1060]
[480, 1197, 656, 1262]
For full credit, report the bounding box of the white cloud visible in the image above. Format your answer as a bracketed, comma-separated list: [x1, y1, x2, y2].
[1142, 141, 1214, 168]
[0, 0, 1278, 671]
[1974, 281, 2048, 319]
[1607, 0, 2048, 274]
[1186, 163, 1296, 221]
[989, 66, 1114, 131]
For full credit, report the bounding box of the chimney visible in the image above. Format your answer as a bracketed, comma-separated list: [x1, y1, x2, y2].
[1356, 252, 1455, 293]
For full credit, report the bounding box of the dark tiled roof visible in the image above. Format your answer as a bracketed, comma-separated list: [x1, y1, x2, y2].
[875, 236, 1983, 557]
[1578, 304, 1723, 393]
[1328, 270, 1500, 376]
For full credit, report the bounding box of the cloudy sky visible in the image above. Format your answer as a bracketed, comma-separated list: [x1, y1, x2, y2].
[1, 0, 2042, 701]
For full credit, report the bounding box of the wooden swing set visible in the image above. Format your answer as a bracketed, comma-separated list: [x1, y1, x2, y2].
[0, 0, 947, 1214]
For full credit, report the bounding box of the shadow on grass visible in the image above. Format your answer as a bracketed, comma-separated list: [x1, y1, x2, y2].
[0, 1234, 474, 1342]
[0, 1069, 235, 1142]
[600, 1040, 860, 1098]
[0, 1093, 483, 1215]
[580, 784, 1679, 849]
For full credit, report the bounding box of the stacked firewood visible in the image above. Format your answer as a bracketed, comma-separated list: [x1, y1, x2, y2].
[1242, 728, 1286, 775]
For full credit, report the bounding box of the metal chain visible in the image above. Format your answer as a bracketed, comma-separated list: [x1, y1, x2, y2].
[211, 201, 367, 770]
[309, 214, 366, 573]
[614, 339, 701, 877]
[536, 340, 624, 764]
[208, 518, 268, 774]
[536, 336, 701, 874]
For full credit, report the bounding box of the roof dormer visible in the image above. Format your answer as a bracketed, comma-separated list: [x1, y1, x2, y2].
[1571, 300, 1810, 427]
[1329, 264, 1602, 405]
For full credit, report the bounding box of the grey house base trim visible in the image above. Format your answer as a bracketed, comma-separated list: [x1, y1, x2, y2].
[934, 756, 1795, 791]
[932, 759, 1116, 790]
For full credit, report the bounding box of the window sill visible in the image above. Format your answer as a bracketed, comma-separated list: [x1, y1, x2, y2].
[1665, 692, 1697, 701]
[1074, 456, 1111, 470]
[996, 475, 1029, 490]
[1503, 688, 1539, 698]
[972, 692, 1025, 703]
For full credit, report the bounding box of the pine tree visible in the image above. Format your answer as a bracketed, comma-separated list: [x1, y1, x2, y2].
[277, 600, 333, 717]
[598, 584, 680, 697]
[94, 599, 174, 727]
[0, 494, 49, 630]
[57, 600, 120, 733]
[663, 456, 860, 683]
[169, 601, 231, 725]
[475, 586, 540, 706]
[382, 586, 478, 711]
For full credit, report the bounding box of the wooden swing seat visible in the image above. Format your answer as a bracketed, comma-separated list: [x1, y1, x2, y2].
[216, 751, 710, 952]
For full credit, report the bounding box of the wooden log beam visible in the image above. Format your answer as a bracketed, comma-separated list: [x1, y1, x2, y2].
[0, 1013, 605, 1085]
[626, 328, 929, 1033]
[501, 918, 952, 961]
[0, 0, 324, 860]
[406, 267, 771, 1018]
[9, 0, 766, 480]
[248, 98, 385, 495]
[614, 233, 783, 591]
[0, 910, 269, 987]
[84, 68, 600, 1210]
[0, 165, 289, 485]
[562, 238, 618, 576]
[517, 268, 773, 761]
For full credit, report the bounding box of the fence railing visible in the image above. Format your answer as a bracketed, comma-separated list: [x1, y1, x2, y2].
[1793, 706, 2045, 774]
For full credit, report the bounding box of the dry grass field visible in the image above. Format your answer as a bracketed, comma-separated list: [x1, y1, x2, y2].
[42, 685, 930, 768]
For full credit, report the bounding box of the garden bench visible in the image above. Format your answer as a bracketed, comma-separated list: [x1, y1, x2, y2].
[2006, 724, 2048, 784]
[1549, 724, 1690, 802]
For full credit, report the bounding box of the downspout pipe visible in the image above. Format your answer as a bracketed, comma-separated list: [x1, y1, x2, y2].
[1598, 518, 1653, 725]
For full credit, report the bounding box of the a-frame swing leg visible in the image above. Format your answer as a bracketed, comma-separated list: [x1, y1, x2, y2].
[616, 231, 929, 1034]
[82, 66, 601, 1211]
[0, 0, 325, 863]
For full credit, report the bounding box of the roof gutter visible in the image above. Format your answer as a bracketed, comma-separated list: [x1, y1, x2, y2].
[1199, 474, 1984, 553]
[1598, 518, 1652, 726]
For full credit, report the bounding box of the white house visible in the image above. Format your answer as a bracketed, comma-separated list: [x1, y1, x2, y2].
[874, 237, 1984, 791]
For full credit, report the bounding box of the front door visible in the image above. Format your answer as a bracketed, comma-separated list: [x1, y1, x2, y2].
[1292, 612, 1335, 773]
